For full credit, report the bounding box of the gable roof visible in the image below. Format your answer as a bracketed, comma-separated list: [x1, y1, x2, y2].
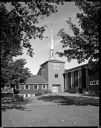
[40, 59, 65, 66]
[25, 75, 48, 84]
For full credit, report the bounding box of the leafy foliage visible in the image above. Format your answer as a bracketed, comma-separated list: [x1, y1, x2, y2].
[57, 1, 99, 66]
[1, 59, 31, 88]
[1, 1, 64, 58]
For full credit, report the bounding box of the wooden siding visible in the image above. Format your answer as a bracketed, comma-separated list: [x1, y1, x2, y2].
[19, 84, 48, 94]
[89, 69, 99, 94]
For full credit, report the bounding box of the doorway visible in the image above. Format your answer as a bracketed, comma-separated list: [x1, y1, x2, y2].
[52, 84, 60, 93]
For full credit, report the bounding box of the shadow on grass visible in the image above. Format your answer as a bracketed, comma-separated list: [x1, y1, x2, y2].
[38, 95, 99, 106]
[1, 99, 33, 112]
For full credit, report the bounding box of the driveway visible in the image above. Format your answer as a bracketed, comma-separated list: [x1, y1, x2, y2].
[2, 93, 99, 127]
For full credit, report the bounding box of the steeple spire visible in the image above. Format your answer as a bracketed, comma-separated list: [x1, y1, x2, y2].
[51, 24, 54, 50]
[49, 24, 55, 60]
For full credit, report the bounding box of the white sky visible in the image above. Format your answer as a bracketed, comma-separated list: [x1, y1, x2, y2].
[14, 2, 88, 75]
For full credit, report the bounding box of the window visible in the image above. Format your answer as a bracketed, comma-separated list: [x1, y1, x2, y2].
[96, 80, 99, 85]
[42, 85, 47, 90]
[24, 93, 30, 98]
[90, 80, 99, 85]
[33, 85, 39, 90]
[53, 67, 60, 70]
[55, 74, 58, 78]
[6, 84, 10, 88]
[53, 63, 60, 66]
[53, 63, 60, 70]
[24, 85, 30, 90]
[90, 81, 94, 85]
[26, 94, 28, 97]
[15, 85, 20, 90]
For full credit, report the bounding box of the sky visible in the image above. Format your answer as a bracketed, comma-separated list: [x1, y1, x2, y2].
[14, 2, 88, 75]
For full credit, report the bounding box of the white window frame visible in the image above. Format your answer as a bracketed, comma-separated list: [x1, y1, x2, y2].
[96, 80, 99, 85]
[42, 85, 47, 90]
[90, 80, 99, 85]
[24, 84, 30, 90]
[33, 85, 39, 90]
[24, 93, 30, 98]
[53, 63, 60, 70]
[90, 81, 93, 85]
[15, 85, 20, 90]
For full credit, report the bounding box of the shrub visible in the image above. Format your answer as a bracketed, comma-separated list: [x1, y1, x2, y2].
[65, 88, 76, 93]
[78, 87, 83, 94]
[44, 91, 52, 94]
[2, 93, 13, 98]
[35, 92, 43, 96]
[14, 94, 24, 102]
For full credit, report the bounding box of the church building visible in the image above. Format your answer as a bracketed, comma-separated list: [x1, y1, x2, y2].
[14, 25, 99, 98]
[37, 25, 99, 94]
[37, 25, 65, 93]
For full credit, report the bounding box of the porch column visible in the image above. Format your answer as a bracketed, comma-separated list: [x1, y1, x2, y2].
[65, 74, 68, 89]
[78, 70, 79, 88]
[85, 67, 89, 91]
[63, 74, 65, 90]
[78, 69, 82, 88]
[71, 72, 74, 88]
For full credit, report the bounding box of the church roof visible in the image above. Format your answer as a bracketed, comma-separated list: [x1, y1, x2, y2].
[40, 59, 65, 66]
[64, 63, 88, 73]
[25, 75, 48, 84]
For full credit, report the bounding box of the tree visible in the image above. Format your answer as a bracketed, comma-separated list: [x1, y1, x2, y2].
[1, 59, 31, 88]
[57, 0, 100, 68]
[1, 1, 64, 65]
[1, 1, 63, 59]
[1, 1, 64, 87]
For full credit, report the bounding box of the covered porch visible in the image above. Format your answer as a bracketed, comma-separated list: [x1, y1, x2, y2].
[64, 65, 89, 93]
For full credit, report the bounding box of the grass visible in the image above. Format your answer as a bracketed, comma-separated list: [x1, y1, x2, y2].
[38, 95, 99, 106]
[1, 98, 32, 112]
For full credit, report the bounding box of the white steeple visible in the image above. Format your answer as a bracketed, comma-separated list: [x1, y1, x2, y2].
[51, 24, 54, 50]
[49, 24, 55, 60]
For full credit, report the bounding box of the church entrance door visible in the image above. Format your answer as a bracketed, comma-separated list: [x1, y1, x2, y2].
[52, 84, 60, 93]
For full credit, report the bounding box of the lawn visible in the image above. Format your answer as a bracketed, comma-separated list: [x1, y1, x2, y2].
[2, 95, 99, 127]
[1, 98, 33, 112]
